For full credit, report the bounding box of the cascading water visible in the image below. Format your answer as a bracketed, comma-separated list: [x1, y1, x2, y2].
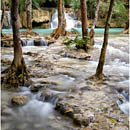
[21, 39, 34, 46]
[21, 38, 48, 46]
[117, 90, 129, 115]
[51, 9, 81, 29]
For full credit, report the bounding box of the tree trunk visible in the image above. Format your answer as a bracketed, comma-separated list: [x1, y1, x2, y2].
[89, 0, 101, 45]
[11, 0, 22, 66]
[80, 0, 88, 38]
[1, 1, 5, 31]
[122, 1, 129, 34]
[51, 0, 67, 39]
[95, 0, 115, 79]
[26, 0, 32, 30]
[2, 0, 28, 88]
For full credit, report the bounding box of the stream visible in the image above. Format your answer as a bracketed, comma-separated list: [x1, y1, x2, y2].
[1, 33, 129, 130]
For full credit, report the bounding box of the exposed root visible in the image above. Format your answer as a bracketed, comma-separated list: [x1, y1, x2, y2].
[51, 27, 67, 39]
[88, 73, 106, 81]
[121, 28, 129, 34]
[89, 29, 95, 46]
[2, 58, 29, 88]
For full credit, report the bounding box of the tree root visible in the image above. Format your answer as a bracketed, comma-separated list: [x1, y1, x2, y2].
[89, 29, 95, 46]
[2, 58, 29, 88]
[51, 27, 67, 39]
[88, 73, 106, 81]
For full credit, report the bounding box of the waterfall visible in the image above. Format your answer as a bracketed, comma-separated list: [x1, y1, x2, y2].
[39, 38, 48, 46]
[51, 9, 81, 29]
[21, 38, 48, 46]
[21, 39, 34, 46]
[51, 10, 58, 29]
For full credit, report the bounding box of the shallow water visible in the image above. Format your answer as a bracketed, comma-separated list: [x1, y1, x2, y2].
[2, 88, 76, 130]
[1, 34, 129, 129]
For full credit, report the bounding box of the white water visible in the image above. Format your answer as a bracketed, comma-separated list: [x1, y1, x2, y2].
[21, 37, 48, 46]
[51, 10, 81, 29]
[1, 35, 129, 130]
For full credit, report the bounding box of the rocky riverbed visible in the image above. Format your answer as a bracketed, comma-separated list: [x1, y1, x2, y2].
[1, 34, 129, 130]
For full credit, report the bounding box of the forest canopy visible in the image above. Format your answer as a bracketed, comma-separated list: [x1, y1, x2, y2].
[4, 0, 128, 24]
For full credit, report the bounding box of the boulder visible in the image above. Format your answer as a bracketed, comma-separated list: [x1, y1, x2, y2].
[11, 95, 28, 106]
[30, 84, 42, 92]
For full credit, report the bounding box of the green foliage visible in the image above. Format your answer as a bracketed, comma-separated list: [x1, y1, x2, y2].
[71, 0, 80, 11]
[113, 0, 128, 23]
[87, 0, 97, 19]
[19, 0, 26, 12]
[63, 34, 89, 50]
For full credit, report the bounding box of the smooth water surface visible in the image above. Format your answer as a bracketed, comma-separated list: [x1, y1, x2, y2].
[2, 28, 124, 35]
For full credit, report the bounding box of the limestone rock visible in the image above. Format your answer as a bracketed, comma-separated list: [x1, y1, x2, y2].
[19, 9, 51, 28]
[1, 40, 13, 47]
[32, 9, 50, 23]
[11, 95, 28, 106]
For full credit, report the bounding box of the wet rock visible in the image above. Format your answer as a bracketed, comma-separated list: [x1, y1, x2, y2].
[48, 39, 56, 45]
[11, 95, 29, 106]
[30, 84, 43, 92]
[41, 91, 54, 102]
[73, 114, 92, 126]
[55, 89, 129, 129]
[34, 38, 48, 46]
[34, 39, 42, 46]
[1, 40, 13, 47]
[1, 104, 12, 115]
[24, 80, 32, 87]
[61, 51, 91, 60]
[1, 59, 11, 65]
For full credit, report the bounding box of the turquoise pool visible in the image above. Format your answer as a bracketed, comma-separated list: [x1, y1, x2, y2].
[2, 28, 123, 35]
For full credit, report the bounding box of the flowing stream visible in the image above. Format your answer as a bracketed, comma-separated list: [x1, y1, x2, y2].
[1, 34, 129, 130]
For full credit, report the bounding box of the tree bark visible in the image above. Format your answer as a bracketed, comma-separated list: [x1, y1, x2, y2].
[95, 0, 115, 79]
[51, 0, 67, 39]
[89, 0, 101, 45]
[80, 0, 88, 38]
[2, 0, 28, 88]
[26, 0, 32, 30]
[1, 1, 6, 31]
[11, 0, 22, 67]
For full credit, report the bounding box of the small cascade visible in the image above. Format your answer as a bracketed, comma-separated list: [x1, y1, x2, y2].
[21, 39, 34, 46]
[39, 38, 48, 46]
[21, 38, 48, 46]
[51, 10, 58, 29]
[51, 9, 81, 29]
[117, 90, 129, 115]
